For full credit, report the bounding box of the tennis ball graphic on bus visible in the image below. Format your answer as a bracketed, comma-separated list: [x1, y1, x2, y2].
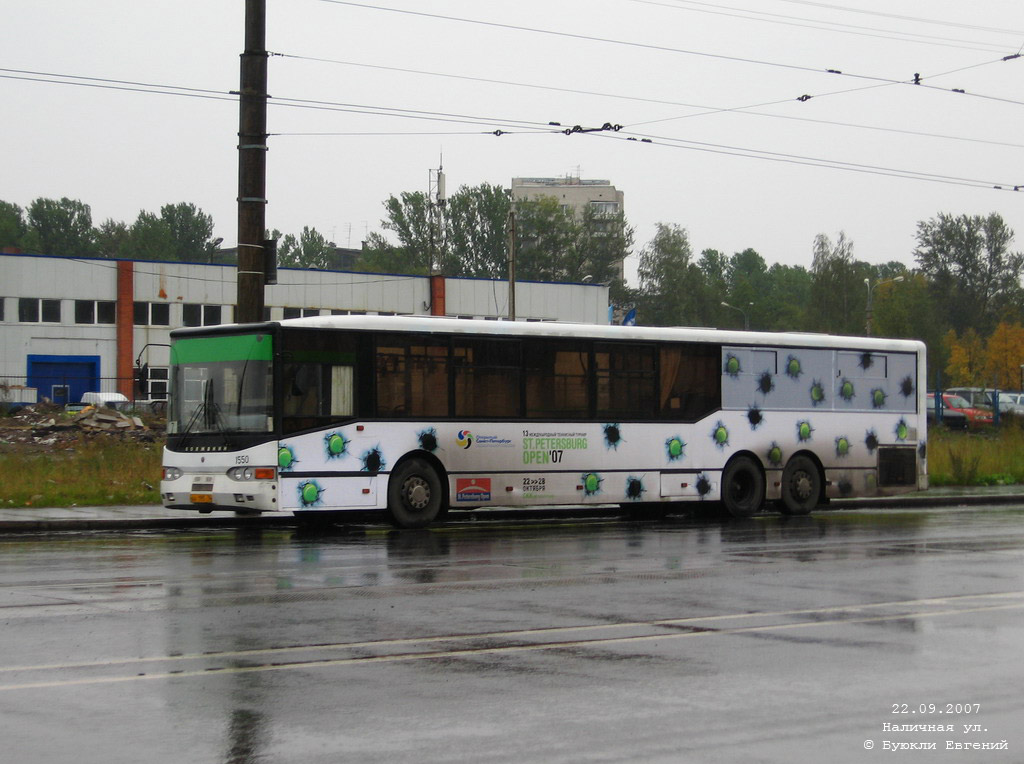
[725, 354, 741, 377]
[767, 442, 783, 467]
[796, 420, 814, 442]
[895, 419, 909, 442]
[665, 436, 686, 461]
[278, 446, 297, 471]
[324, 432, 348, 459]
[810, 380, 826, 406]
[711, 422, 729, 449]
[785, 355, 802, 379]
[839, 379, 855, 402]
[835, 436, 851, 458]
[871, 388, 888, 409]
[298, 480, 323, 507]
[581, 472, 603, 496]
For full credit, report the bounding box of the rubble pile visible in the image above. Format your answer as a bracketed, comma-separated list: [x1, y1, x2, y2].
[0, 403, 164, 451]
[72, 407, 148, 432]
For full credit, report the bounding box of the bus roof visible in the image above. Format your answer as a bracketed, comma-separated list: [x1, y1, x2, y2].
[171, 315, 925, 354]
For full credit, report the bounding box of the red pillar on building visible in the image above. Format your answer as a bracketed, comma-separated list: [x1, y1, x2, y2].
[430, 275, 446, 317]
[116, 260, 135, 398]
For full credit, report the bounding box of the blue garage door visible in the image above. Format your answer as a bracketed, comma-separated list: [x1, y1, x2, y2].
[27, 355, 101, 405]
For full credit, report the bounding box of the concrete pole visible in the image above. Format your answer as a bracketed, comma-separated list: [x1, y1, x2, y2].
[236, 0, 268, 324]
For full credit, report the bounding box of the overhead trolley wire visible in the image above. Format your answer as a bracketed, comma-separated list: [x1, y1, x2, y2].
[274, 53, 1024, 150]
[633, 0, 1018, 55]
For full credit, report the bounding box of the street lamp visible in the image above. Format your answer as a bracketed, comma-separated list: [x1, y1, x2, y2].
[721, 301, 752, 331]
[864, 276, 904, 336]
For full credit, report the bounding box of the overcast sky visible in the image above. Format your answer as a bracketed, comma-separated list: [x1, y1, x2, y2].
[4, 0, 1023, 282]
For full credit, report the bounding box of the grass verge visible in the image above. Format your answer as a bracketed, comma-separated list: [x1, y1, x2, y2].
[927, 425, 1024, 486]
[0, 436, 163, 508]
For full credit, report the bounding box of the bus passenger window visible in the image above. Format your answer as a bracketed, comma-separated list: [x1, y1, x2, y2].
[282, 363, 321, 417]
[375, 340, 449, 417]
[596, 344, 656, 420]
[525, 341, 589, 418]
[659, 344, 721, 421]
[453, 338, 520, 417]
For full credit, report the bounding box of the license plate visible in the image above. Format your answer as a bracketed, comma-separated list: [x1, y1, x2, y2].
[190, 494, 214, 504]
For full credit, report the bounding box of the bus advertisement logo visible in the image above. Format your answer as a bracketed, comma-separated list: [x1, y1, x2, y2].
[456, 478, 491, 502]
[456, 430, 474, 449]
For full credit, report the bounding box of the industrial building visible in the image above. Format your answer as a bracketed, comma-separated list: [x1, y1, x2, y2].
[0, 253, 609, 407]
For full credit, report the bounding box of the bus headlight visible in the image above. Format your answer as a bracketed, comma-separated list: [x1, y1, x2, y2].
[163, 467, 183, 481]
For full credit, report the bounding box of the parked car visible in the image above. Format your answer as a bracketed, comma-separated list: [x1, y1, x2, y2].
[928, 392, 993, 428]
[945, 387, 995, 410]
[996, 392, 1024, 416]
[78, 392, 131, 411]
[925, 393, 968, 430]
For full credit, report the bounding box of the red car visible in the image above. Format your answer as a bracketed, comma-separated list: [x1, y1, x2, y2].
[928, 393, 994, 428]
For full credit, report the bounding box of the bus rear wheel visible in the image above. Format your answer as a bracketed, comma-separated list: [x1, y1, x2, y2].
[387, 458, 446, 529]
[780, 455, 821, 515]
[721, 456, 764, 518]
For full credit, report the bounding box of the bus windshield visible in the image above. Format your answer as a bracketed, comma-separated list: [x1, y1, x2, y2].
[167, 333, 274, 435]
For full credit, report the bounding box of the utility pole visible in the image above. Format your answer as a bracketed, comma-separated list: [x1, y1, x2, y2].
[506, 210, 516, 321]
[236, 0, 268, 324]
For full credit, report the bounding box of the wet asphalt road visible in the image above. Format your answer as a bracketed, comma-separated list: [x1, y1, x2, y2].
[1, 505, 1023, 764]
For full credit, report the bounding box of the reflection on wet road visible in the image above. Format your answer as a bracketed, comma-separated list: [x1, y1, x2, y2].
[1, 506, 1023, 763]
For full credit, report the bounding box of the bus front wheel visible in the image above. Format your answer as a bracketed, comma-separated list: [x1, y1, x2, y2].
[387, 458, 446, 529]
[721, 456, 765, 518]
[780, 455, 821, 515]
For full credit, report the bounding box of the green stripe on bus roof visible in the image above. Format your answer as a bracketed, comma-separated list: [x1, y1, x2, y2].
[171, 334, 273, 364]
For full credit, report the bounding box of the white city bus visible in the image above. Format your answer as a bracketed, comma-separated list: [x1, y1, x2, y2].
[160, 315, 927, 527]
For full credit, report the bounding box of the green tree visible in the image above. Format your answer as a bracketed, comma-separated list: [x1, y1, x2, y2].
[726, 248, 768, 329]
[278, 226, 334, 269]
[695, 248, 729, 326]
[636, 223, 700, 326]
[126, 211, 175, 260]
[0, 201, 27, 250]
[24, 197, 97, 257]
[914, 212, 1024, 335]
[441, 183, 511, 277]
[808, 231, 867, 334]
[95, 219, 130, 259]
[160, 202, 217, 262]
[512, 196, 576, 282]
[761, 264, 812, 331]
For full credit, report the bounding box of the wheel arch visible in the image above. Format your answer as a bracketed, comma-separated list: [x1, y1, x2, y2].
[390, 449, 450, 507]
[786, 448, 825, 483]
[724, 449, 767, 484]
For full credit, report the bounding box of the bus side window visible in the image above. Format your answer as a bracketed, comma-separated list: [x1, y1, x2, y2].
[596, 343, 656, 420]
[660, 344, 721, 421]
[283, 363, 321, 417]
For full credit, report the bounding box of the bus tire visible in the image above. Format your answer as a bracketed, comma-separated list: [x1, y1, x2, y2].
[387, 458, 445, 529]
[721, 456, 764, 518]
[780, 455, 821, 515]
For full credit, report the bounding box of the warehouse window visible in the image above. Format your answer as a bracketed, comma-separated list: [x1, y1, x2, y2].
[75, 300, 116, 325]
[134, 302, 170, 326]
[19, 298, 61, 323]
